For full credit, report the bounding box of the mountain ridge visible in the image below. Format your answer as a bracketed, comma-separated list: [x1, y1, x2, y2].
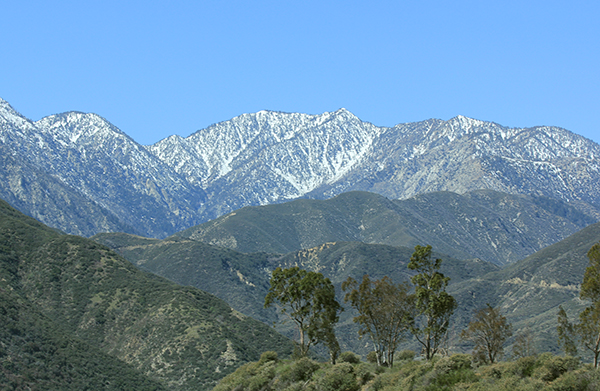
[179, 189, 597, 266]
[1, 96, 598, 238]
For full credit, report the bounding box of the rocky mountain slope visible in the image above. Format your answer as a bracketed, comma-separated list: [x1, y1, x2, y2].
[0, 197, 293, 390]
[448, 220, 600, 356]
[1, 97, 599, 238]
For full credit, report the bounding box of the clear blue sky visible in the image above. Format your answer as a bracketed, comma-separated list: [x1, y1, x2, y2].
[1, 1, 599, 145]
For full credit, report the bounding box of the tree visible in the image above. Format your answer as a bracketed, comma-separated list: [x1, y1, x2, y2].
[512, 326, 537, 359]
[557, 306, 578, 357]
[556, 243, 600, 367]
[408, 245, 457, 360]
[460, 304, 512, 364]
[342, 275, 412, 367]
[264, 266, 342, 358]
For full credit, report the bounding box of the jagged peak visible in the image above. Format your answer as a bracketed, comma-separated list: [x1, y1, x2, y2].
[35, 111, 135, 146]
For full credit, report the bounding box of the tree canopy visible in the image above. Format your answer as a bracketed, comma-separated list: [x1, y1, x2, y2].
[342, 274, 412, 367]
[461, 304, 512, 364]
[264, 266, 342, 358]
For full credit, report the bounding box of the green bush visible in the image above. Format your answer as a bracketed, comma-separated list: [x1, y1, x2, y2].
[339, 351, 361, 364]
[355, 363, 375, 385]
[510, 355, 538, 378]
[548, 367, 600, 391]
[532, 354, 580, 382]
[366, 351, 378, 364]
[259, 351, 279, 365]
[318, 362, 360, 391]
[287, 357, 320, 383]
[397, 349, 416, 361]
[434, 354, 473, 373]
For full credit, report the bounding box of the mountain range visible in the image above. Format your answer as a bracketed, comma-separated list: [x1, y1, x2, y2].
[2, 95, 600, 388]
[1, 97, 599, 239]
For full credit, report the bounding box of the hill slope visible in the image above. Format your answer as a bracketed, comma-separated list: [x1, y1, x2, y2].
[97, 218, 600, 358]
[94, 232, 498, 355]
[180, 190, 597, 266]
[0, 281, 165, 391]
[0, 198, 293, 390]
[449, 221, 600, 355]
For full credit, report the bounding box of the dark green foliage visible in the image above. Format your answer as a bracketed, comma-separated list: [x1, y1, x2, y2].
[0, 198, 294, 391]
[338, 351, 361, 364]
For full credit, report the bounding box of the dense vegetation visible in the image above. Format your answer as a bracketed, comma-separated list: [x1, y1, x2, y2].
[0, 282, 165, 391]
[0, 198, 294, 390]
[212, 350, 600, 391]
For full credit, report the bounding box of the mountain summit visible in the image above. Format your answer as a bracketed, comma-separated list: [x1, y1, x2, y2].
[1, 97, 599, 238]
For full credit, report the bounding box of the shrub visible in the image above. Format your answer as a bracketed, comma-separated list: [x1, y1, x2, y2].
[532, 354, 580, 382]
[366, 351, 378, 364]
[548, 367, 600, 391]
[510, 355, 538, 378]
[434, 354, 472, 373]
[339, 351, 361, 364]
[259, 351, 278, 365]
[397, 349, 416, 361]
[288, 357, 320, 383]
[318, 363, 360, 391]
[354, 363, 374, 385]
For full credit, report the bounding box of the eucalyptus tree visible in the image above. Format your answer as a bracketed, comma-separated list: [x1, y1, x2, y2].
[408, 245, 457, 360]
[342, 275, 412, 367]
[264, 266, 342, 358]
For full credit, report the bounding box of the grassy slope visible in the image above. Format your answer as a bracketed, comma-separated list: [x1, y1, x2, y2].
[0, 198, 294, 391]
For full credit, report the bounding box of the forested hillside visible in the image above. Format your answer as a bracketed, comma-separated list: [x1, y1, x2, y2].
[0, 198, 294, 390]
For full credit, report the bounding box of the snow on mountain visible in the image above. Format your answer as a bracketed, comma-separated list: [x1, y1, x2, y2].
[1, 96, 599, 237]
